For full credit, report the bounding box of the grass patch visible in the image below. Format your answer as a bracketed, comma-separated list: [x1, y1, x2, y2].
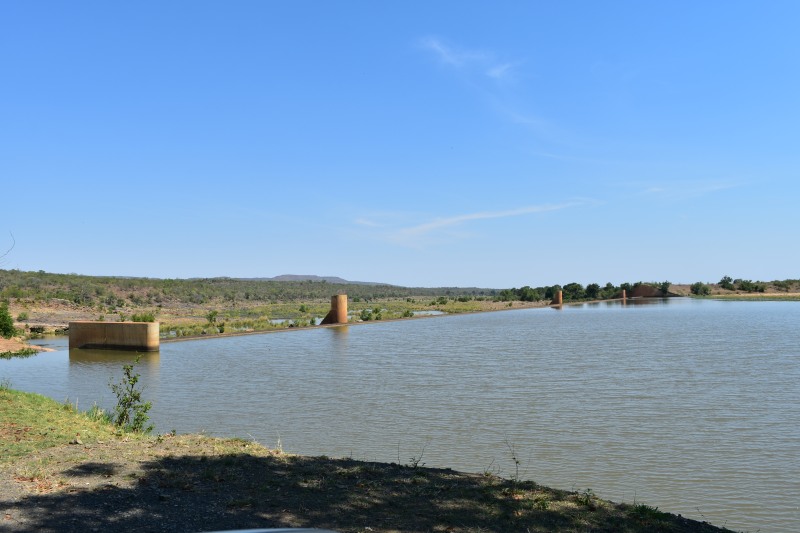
[0, 388, 131, 464]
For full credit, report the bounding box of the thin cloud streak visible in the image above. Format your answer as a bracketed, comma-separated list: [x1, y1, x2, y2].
[486, 62, 519, 80]
[420, 36, 516, 80]
[394, 202, 580, 240]
[420, 37, 485, 66]
[637, 181, 740, 199]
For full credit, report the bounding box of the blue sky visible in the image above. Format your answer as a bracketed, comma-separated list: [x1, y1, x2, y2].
[2, 1, 798, 288]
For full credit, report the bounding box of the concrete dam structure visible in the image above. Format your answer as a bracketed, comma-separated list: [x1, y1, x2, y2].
[320, 294, 348, 325]
[69, 321, 160, 351]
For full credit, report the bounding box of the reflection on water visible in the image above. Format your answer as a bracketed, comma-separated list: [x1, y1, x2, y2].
[2, 298, 799, 532]
[27, 336, 69, 350]
[69, 349, 160, 366]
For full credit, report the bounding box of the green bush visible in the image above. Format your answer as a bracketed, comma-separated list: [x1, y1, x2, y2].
[0, 303, 15, 338]
[737, 279, 765, 293]
[110, 356, 153, 433]
[690, 282, 710, 296]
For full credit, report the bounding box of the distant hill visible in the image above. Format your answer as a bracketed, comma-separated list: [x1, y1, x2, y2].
[237, 274, 392, 286]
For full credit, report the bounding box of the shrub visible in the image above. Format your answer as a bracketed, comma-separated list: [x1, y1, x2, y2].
[0, 303, 15, 338]
[658, 281, 671, 295]
[690, 282, 710, 296]
[738, 279, 765, 293]
[109, 356, 153, 433]
[719, 276, 735, 290]
[130, 312, 155, 322]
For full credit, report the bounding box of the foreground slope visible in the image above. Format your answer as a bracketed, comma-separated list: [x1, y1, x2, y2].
[0, 389, 732, 533]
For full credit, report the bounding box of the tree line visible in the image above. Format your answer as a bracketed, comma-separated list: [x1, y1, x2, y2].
[496, 281, 674, 303]
[690, 276, 798, 295]
[0, 269, 499, 307]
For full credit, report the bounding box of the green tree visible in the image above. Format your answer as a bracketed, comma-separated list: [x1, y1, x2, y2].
[719, 276, 734, 290]
[600, 282, 617, 299]
[585, 283, 600, 299]
[659, 281, 671, 295]
[562, 282, 585, 301]
[0, 302, 15, 338]
[545, 285, 562, 300]
[690, 282, 710, 296]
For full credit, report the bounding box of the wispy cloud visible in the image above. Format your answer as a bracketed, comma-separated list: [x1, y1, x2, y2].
[354, 217, 382, 227]
[420, 37, 485, 67]
[420, 37, 517, 81]
[398, 204, 573, 238]
[486, 62, 519, 80]
[637, 181, 740, 199]
[360, 202, 584, 248]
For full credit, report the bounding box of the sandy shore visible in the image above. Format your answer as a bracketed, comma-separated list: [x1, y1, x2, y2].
[0, 337, 51, 354]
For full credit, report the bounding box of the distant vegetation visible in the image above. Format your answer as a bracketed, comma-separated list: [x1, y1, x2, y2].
[0, 269, 496, 307]
[689, 275, 800, 296]
[495, 280, 673, 304]
[3, 270, 798, 340]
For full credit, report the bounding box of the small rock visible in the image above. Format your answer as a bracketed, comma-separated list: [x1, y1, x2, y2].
[70, 433, 83, 445]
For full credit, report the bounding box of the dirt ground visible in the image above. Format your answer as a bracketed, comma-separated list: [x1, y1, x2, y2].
[0, 433, 729, 533]
[0, 337, 49, 354]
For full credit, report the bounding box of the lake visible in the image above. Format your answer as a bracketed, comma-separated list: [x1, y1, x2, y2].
[3, 298, 798, 532]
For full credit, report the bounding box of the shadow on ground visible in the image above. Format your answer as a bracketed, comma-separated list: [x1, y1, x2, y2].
[2, 451, 729, 533]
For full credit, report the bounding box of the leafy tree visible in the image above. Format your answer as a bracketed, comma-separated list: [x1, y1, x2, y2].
[544, 285, 562, 300]
[0, 302, 15, 338]
[585, 283, 600, 299]
[205, 310, 218, 324]
[562, 282, 585, 301]
[737, 279, 765, 293]
[600, 282, 617, 299]
[690, 282, 710, 296]
[719, 276, 734, 290]
[659, 281, 671, 295]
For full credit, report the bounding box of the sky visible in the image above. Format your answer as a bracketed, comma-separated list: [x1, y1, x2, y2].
[2, 1, 799, 288]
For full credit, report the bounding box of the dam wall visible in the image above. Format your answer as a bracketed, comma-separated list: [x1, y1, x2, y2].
[69, 321, 160, 351]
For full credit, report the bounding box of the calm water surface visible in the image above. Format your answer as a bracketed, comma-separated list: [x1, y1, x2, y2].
[3, 299, 798, 532]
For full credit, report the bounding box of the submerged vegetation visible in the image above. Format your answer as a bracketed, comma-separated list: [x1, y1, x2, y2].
[0, 347, 38, 360]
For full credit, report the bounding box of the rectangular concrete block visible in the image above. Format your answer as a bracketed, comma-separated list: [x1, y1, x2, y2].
[69, 321, 160, 351]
